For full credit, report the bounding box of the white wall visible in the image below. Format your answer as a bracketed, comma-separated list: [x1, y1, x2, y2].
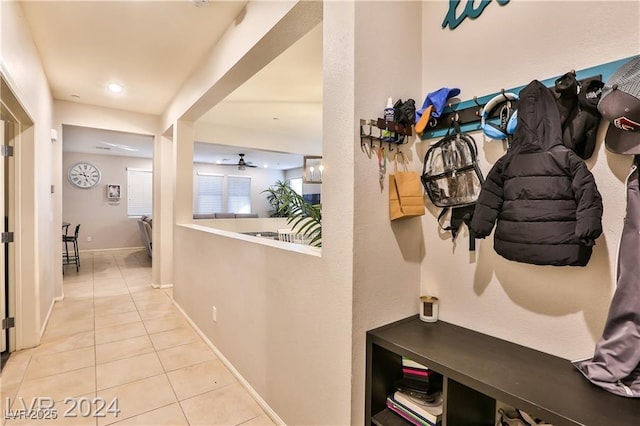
[348, 2, 424, 425]
[192, 162, 285, 218]
[173, 226, 346, 424]
[1, 0, 55, 347]
[191, 218, 290, 233]
[418, 1, 640, 360]
[62, 152, 153, 250]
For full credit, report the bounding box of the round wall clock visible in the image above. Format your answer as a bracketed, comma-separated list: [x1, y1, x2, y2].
[68, 162, 102, 189]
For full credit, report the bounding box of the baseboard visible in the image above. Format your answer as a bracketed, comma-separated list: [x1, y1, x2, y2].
[40, 296, 64, 340]
[151, 282, 173, 289]
[79, 246, 145, 253]
[172, 301, 285, 426]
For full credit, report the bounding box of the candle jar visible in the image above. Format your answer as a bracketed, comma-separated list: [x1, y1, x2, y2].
[419, 296, 439, 322]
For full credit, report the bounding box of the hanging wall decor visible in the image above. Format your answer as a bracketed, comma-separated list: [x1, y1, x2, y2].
[442, 0, 511, 30]
[303, 156, 323, 184]
[106, 184, 121, 200]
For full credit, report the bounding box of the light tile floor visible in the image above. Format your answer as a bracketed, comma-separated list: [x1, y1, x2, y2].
[1, 249, 274, 426]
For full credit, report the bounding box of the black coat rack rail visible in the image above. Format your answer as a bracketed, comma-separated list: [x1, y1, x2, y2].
[359, 118, 413, 152]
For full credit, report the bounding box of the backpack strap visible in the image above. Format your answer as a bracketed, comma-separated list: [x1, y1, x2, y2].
[437, 205, 477, 251]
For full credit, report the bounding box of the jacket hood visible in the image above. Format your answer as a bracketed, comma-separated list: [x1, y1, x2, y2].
[511, 80, 564, 153]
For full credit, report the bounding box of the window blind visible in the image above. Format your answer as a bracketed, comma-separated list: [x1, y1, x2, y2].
[227, 175, 251, 214]
[127, 168, 153, 217]
[196, 173, 223, 214]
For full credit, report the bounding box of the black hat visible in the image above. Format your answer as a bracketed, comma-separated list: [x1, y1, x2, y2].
[598, 57, 640, 155]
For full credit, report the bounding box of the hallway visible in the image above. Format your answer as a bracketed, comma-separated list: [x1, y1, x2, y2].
[1, 249, 274, 425]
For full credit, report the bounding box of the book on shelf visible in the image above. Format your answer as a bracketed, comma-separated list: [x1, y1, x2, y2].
[401, 358, 442, 389]
[392, 391, 443, 424]
[394, 374, 443, 398]
[372, 408, 414, 426]
[402, 367, 432, 378]
[386, 397, 438, 426]
[402, 356, 429, 370]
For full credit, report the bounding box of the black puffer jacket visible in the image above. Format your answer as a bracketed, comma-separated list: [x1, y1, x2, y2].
[470, 80, 603, 266]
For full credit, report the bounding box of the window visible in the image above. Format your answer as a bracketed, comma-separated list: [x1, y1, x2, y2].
[196, 173, 224, 214]
[290, 177, 303, 196]
[127, 168, 153, 217]
[227, 175, 251, 214]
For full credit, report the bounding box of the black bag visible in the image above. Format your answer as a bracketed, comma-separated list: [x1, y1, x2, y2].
[393, 98, 416, 126]
[420, 124, 484, 249]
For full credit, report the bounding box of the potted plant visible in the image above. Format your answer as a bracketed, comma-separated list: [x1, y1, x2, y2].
[262, 180, 322, 247]
[263, 179, 294, 218]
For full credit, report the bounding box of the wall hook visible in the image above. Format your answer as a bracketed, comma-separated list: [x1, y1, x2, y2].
[359, 119, 369, 149]
[472, 96, 483, 117]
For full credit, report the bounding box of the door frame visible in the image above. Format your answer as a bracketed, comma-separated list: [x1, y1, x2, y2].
[1, 119, 6, 354]
[1, 71, 40, 351]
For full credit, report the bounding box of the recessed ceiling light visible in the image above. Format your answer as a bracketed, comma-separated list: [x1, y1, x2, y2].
[216, 160, 221, 164]
[263, 164, 268, 168]
[107, 83, 123, 94]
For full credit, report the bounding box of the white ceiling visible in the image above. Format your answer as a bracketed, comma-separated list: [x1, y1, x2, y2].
[21, 0, 322, 166]
[62, 124, 154, 157]
[20, 0, 249, 115]
[194, 142, 304, 170]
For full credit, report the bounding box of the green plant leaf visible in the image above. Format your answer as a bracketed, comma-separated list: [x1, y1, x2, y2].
[263, 180, 321, 247]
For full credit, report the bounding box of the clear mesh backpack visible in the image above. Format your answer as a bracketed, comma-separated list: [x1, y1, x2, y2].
[420, 124, 484, 249]
[421, 124, 483, 208]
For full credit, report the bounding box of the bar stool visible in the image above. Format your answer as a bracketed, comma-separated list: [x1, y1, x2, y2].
[63, 224, 81, 272]
[62, 223, 70, 275]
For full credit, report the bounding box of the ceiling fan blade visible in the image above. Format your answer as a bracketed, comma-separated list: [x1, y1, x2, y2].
[236, 153, 258, 168]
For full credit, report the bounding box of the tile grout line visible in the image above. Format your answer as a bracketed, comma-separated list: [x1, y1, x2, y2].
[92, 252, 99, 426]
[132, 276, 192, 425]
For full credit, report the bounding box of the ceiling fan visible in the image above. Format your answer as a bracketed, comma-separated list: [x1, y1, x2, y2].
[220, 153, 257, 170]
